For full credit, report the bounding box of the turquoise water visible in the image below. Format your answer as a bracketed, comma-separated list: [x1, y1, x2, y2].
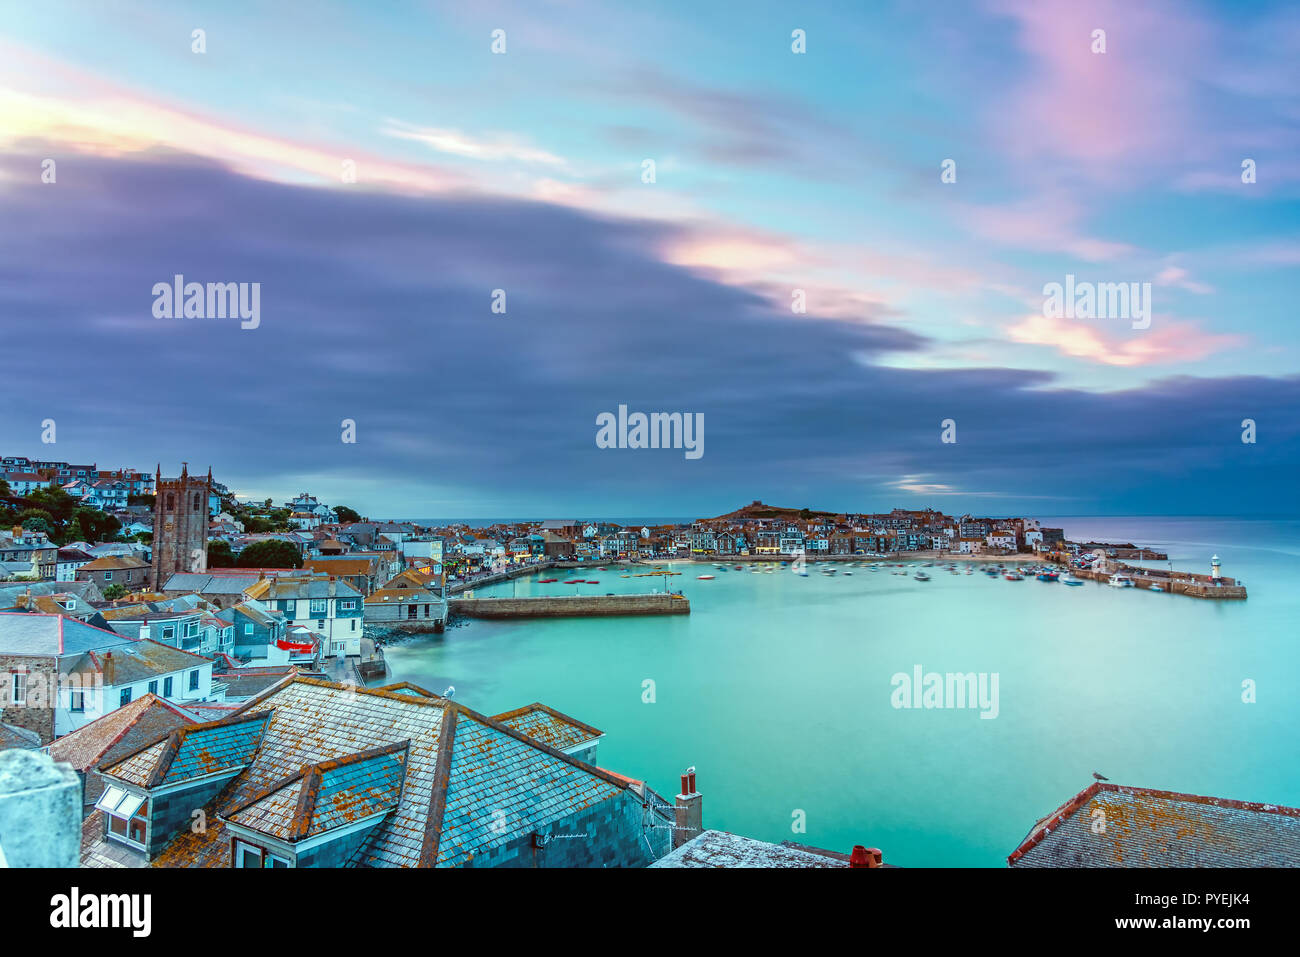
[383, 517, 1300, 867]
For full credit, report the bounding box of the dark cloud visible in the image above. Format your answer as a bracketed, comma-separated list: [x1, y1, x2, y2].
[0, 148, 1296, 517]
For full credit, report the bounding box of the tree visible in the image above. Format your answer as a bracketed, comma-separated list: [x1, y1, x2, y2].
[102, 583, 127, 600]
[16, 510, 56, 538]
[26, 486, 78, 526]
[800, 508, 813, 520]
[335, 505, 362, 523]
[207, 539, 236, 568]
[0, 478, 10, 497]
[127, 493, 156, 507]
[70, 508, 121, 545]
[236, 539, 303, 569]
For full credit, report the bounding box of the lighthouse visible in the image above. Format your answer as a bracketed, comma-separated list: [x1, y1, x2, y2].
[1211, 554, 1221, 580]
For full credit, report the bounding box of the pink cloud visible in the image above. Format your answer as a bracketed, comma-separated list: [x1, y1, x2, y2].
[987, 0, 1212, 176]
[1006, 312, 1244, 367]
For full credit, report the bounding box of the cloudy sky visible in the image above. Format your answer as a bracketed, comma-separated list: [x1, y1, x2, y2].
[1, 0, 1297, 518]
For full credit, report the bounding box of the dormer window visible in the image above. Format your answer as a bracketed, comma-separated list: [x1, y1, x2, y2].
[97, 787, 149, 849]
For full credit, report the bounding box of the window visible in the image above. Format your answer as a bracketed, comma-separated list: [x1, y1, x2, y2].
[188, 670, 199, 691]
[69, 687, 85, 712]
[166, 493, 174, 511]
[235, 841, 263, 868]
[162, 625, 175, 641]
[309, 599, 327, 616]
[97, 788, 149, 848]
[193, 492, 202, 512]
[339, 599, 355, 611]
[351, 619, 356, 631]
[163, 676, 173, 697]
[120, 687, 132, 706]
[148, 680, 158, 695]
[317, 620, 325, 630]
[244, 623, 253, 635]
[10, 672, 26, 705]
[104, 570, 113, 581]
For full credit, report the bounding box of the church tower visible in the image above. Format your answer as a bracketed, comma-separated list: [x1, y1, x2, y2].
[151, 463, 211, 588]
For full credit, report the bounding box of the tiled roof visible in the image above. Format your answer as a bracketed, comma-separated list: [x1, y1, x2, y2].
[650, 830, 849, 868]
[71, 640, 212, 686]
[0, 612, 133, 657]
[102, 711, 272, 788]
[364, 587, 440, 604]
[137, 678, 635, 868]
[47, 693, 196, 771]
[1008, 782, 1300, 867]
[0, 722, 42, 749]
[491, 703, 603, 752]
[80, 555, 149, 571]
[226, 742, 409, 841]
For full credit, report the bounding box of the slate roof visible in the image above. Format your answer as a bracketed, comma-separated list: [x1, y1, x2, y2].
[243, 576, 362, 601]
[68, 640, 212, 686]
[0, 612, 134, 657]
[0, 722, 42, 750]
[100, 678, 636, 868]
[226, 742, 409, 841]
[103, 711, 272, 788]
[651, 831, 850, 868]
[491, 703, 603, 752]
[47, 693, 196, 772]
[1008, 782, 1300, 867]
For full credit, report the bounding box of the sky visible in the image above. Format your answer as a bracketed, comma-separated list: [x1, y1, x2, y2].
[0, 0, 1297, 518]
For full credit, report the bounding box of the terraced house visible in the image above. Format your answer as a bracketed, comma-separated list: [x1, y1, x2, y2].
[242, 575, 363, 659]
[80, 677, 676, 868]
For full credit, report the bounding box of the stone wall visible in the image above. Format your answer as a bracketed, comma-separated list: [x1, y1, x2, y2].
[449, 593, 689, 619]
[0, 654, 57, 744]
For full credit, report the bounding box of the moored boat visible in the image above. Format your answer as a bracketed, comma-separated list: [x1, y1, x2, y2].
[697, 574, 715, 580]
[1108, 574, 1136, 588]
[914, 571, 931, 581]
[1004, 572, 1024, 581]
[1036, 571, 1059, 582]
[1061, 573, 1084, 585]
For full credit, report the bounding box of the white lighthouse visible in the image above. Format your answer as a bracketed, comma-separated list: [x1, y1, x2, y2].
[1211, 554, 1221, 580]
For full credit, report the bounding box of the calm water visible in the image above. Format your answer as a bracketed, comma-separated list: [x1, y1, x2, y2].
[384, 517, 1300, 867]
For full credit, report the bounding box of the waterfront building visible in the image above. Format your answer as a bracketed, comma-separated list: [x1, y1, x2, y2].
[241, 575, 363, 659]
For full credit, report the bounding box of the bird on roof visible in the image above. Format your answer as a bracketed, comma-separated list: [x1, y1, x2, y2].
[443, 684, 455, 698]
[1092, 771, 1109, 781]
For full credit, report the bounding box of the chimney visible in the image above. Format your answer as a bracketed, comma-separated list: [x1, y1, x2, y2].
[672, 767, 703, 849]
[849, 846, 883, 868]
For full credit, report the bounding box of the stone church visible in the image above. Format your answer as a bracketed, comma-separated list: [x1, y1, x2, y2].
[150, 463, 211, 588]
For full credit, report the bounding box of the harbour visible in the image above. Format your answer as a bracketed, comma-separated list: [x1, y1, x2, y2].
[384, 516, 1296, 867]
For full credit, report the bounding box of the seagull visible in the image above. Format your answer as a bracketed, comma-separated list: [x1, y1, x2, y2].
[1092, 771, 1109, 781]
[443, 685, 456, 699]
[685, 765, 695, 775]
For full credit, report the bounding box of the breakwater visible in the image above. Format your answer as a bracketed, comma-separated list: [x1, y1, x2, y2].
[449, 593, 689, 618]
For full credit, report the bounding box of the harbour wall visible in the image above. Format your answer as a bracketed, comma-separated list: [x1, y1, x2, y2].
[449, 593, 689, 619]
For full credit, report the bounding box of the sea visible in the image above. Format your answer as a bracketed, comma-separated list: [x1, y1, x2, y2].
[382, 516, 1300, 867]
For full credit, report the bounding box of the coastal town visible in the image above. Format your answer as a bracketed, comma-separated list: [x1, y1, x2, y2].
[0, 457, 1271, 871]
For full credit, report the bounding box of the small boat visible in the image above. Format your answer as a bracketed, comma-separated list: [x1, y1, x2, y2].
[585, 580, 600, 584]
[563, 579, 583, 584]
[1150, 584, 1166, 593]
[1004, 572, 1024, 581]
[1036, 572, 1059, 582]
[1109, 575, 1135, 588]
[843, 571, 853, 576]
[697, 574, 715, 580]
[538, 578, 558, 583]
[1061, 573, 1084, 586]
[914, 571, 931, 581]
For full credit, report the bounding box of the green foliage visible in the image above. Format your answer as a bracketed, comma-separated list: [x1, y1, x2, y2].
[127, 493, 156, 507]
[71, 507, 121, 544]
[207, 539, 236, 568]
[334, 505, 362, 523]
[26, 486, 78, 526]
[236, 539, 303, 569]
[102, 583, 127, 600]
